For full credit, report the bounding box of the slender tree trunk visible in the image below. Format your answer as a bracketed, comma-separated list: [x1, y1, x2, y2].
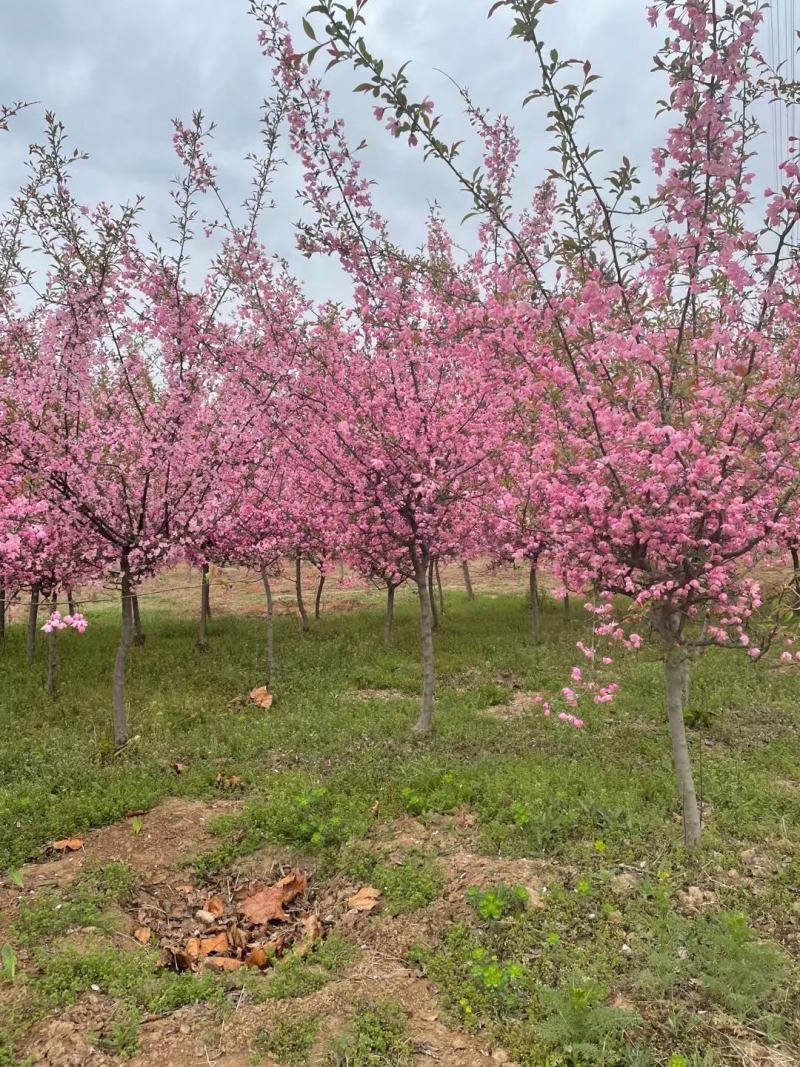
[461, 560, 475, 601]
[47, 591, 58, 698]
[112, 556, 132, 749]
[0, 584, 5, 643]
[338, 560, 345, 582]
[131, 590, 145, 645]
[413, 558, 436, 734]
[665, 648, 701, 847]
[427, 561, 439, 632]
[435, 560, 444, 616]
[198, 564, 210, 651]
[563, 592, 570, 621]
[26, 583, 40, 664]
[792, 547, 800, 615]
[681, 656, 691, 713]
[260, 566, 276, 686]
[384, 583, 396, 649]
[529, 563, 541, 645]
[295, 554, 310, 633]
[66, 588, 77, 617]
[315, 573, 325, 620]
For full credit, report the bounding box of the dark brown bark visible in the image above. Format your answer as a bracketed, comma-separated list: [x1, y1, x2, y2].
[197, 564, 210, 651]
[131, 590, 145, 645]
[563, 592, 571, 621]
[413, 557, 435, 733]
[112, 554, 132, 748]
[67, 588, 77, 617]
[26, 583, 40, 664]
[529, 563, 541, 645]
[792, 547, 800, 615]
[0, 584, 5, 642]
[427, 561, 439, 632]
[461, 560, 475, 601]
[434, 560, 444, 616]
[384, 583, 396, 649]
[315, 573, 325, 620]
[295, 554, 310, 633]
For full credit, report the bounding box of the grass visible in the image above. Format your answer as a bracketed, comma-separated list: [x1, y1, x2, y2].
[1, 586, 799, 1063]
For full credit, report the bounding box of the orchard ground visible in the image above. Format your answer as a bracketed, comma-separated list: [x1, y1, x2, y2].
[1, 563, 799, 1066]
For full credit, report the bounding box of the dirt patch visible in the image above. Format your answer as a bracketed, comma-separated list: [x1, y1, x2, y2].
[19, 798, 237, 893]
[351, 688, 410, 701]
[482, 691, 540, 722]
[23, 993, 119, 1066]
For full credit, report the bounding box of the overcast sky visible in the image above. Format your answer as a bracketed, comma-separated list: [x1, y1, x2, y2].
[0, 1, 792, 302]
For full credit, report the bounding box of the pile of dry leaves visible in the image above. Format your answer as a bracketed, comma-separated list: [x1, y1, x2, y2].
[131, 868, 323, 973]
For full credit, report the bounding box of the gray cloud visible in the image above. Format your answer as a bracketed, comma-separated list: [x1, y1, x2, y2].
[0, 2, 787, 302]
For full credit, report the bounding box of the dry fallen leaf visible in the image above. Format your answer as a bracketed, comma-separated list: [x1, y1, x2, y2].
[240, 870, 308, 925]
[163, 946, 197, 972]
[205, 896, 225, 917]
[185, 937, 202, 959]
[172, 762, 188, 774]
[133, 926, 152, 945]
[348, 886, 382, 913]
[295, 913, 324, 956]
[198, 932, 229, 956]
[244, 944, 271, 969]
[249, 686, 274, 709]
[52, 838, 84, 852]
[204, 956, 242, 971]
[214, 773, 243, 790]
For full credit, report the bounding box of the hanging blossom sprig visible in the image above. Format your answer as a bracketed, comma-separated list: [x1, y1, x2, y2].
[42, 611, 88, 635]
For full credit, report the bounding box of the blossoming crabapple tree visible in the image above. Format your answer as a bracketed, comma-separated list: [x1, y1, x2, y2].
[301, 0, 800, 844]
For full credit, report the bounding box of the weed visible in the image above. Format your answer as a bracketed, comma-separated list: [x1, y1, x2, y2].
[327, 1000, 412, 1066]
[251, 1014, 319, 1065]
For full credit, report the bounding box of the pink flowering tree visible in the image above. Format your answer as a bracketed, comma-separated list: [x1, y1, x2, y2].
[301, 0, 800, 843]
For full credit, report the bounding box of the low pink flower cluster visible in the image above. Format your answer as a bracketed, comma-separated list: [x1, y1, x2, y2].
[41, 612, 88, 635]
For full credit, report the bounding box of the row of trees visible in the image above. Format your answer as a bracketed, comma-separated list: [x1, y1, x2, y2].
[2, 0, 800, 845]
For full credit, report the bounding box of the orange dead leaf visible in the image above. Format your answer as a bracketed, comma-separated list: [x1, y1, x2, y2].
[348, 885, 382, 913]
[244, 944, 271, 969]
[133, 926, 152, 945]
[163, 946, 197, 972]
[249, 686, 274, 709]
[204, 956, 242, 971]
[214, 772, 243, 790]
[295, 913, 323, 957]
[172, 762, 188, 774]
[198, 932, 229, 956]
[52, 838, 84, 852]
[205, 896, 225, 917]
[239, 870, 308, 925]
[185, 937, 202, 959]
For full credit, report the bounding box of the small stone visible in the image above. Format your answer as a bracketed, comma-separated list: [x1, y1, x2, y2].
[620, 943, 632, 957]
[492, 1051, 510, 1063]
[195, 909, 216, 925]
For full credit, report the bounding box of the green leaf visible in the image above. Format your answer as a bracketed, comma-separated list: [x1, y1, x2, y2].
[7, 868, 24, 888]
[1, 943, 16, 982]
[302, 17, 317, 41]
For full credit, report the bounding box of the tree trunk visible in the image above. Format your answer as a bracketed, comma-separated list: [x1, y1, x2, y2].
[665, 648, 701, 847]
[529, 563, 541, 645]
[315, 573, 325, 620]
[66, 588, 77, 617]
[435, 560, 445, 616]
[384, 583, 396, 649]
[295, 555, 310, 633]
[0, 584, 5, 642]
[427, 561, 439, 632]
[461, 560, 475, 601]
[131, 590, 145, 645]
[413, 558, 436, 734]
[260, 566, 276, 686]
[563, 592, 570, 621]
[26, 583, 40, 664]
[197, 564, 210, 651]
[47, 592, 58, 697]
[112, 556, 132, 749]
[792, 547, 800, 615]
